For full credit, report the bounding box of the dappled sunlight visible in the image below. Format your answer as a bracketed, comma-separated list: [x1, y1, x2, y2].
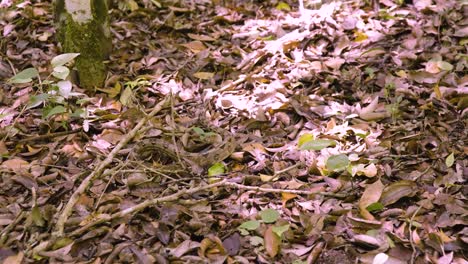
[0, 0, 466, 263]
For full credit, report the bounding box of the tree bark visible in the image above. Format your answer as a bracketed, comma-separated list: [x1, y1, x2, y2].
[55, 0, 112, 89]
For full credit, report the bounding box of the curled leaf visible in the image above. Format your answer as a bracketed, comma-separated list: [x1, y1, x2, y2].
[51, 53, 80, 67]
[380, 180, 417, 206]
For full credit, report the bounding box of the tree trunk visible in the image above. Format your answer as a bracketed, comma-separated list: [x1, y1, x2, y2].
[55, 0, 111, 89]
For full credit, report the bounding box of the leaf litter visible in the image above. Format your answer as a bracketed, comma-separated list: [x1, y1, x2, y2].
[0, 0, 467, 263]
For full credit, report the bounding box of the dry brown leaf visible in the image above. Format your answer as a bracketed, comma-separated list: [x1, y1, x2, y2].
[1, 158, 29, 171]
[181, 41, 207, 53]
[264, 225, 281, 258]
[358, 179, 384, 220]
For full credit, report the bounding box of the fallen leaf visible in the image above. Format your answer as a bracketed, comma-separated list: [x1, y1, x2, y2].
[281, 193, 297, 207]
[193, 71, 215, 80]
[260, 209, 280, 223]
[1, 158, 29, 171]
[359, 179, 384, 220]
[264, 226, 280, 257]
[187, 33, 216, 41]
[181, 41, 207, 53]
[380, 180, 418, 206]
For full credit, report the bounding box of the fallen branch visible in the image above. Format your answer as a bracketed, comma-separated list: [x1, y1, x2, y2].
[67, 179, 347, 237]
[0, 211, 26, 246]
[217, 67, 262, 92]
[52, 97, 170, 238]
[15, 128, 82, 144]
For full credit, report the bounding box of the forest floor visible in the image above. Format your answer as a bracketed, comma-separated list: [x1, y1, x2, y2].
[0, 0, 467, 263]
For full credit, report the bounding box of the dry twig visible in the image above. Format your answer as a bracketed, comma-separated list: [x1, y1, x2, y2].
[67, 179, 346, 236]
[52, 97, 169, 237]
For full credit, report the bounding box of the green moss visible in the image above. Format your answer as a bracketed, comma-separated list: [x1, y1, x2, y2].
[55, 0, 111, 89]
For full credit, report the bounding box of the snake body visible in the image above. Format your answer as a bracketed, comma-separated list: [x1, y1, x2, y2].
[136, 125, 236, 172]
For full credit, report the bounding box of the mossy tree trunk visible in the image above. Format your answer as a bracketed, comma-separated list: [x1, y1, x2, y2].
[55, 0, 112, 89]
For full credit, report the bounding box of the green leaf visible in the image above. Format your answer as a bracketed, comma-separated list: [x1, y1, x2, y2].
[437, 61, 453, 71]
[27, 94, 49, 109]
[52, 65, 70, 80]
[299, 139, 336, 150]
[272, 224, 289, 237]
[71, 108, 85, 118]
[52, 237, 73, 250]
[445, 152, 455, 167]
[192, 127, 205, 135]
[239, 220, 260, 231]
[31, 206, 45, 227]
[298, 133, 314, 148]
[57, 80, 72, 99]
[356, 132, 369, 139]
[43, 105, 67, 119]
[326, 154, 349, 171]
[365, 67, 376, 76]
[366, 202, 384, 212]
[9, 68, 38, 83]
[260, 209, 280, 223]
[51, 53, 80, 68]
[208, 162, 225, 176]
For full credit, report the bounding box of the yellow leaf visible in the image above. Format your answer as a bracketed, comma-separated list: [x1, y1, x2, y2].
[281, 193, 297, 207]
[193, 72, 215, 80]
[354, 31, 368, 42]
[276, 2, 291, 11]
[260, 174, 277, 182]
[434, 84, 442, 99]
[96, 82, 121, 98]
[395, 70, 407, 78]
[127, 0, 139, 11]
[198, 236, 226, 258]
[181, 41, 206, 53]
[438, 230, 453, 243]
[187, 33, 216, 41]
[298, 133, 314, 148]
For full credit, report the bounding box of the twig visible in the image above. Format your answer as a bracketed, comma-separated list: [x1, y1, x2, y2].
[52, 97, 169, 238]
[223, 181, 347, 198]
[112, 179, 228, 219]
[169, 92, 185, 168]
[0, 211, 26, 246]
[93, 163, 125, 211]
[273, 162, 302, 176]
[66, 179, 347, 236]
[15, 128, 82, 144]
[217, 67, 262, 92]
[409, 205, 422, 264]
